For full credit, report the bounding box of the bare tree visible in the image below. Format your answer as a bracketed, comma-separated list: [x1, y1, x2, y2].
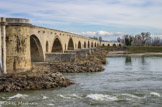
[117, 37, 121, 42]
[132, 34, 142, 46]
[141, 32, 151, 46]
[152, 37, 161, 46]
[99, 36, 102, 41]
[120, 32, 152, 46]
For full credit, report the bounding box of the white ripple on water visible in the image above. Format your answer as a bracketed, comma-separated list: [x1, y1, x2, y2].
[121, 93, 145, 100]
[58, 94, 82, 99]
[42, 95, 48, 100]
[150, 92, 160, 97]
[47, 103, 55, 106]
[86, 94, 118, 101]
[8, 93, 29, 100]
[0, 101, 7, 105]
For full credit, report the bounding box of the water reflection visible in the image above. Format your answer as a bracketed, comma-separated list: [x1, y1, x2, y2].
[125, 56, 147, 65]
[141, 56, 146, 65]
[125, 56, 132, 65]
[0, 56, 162, 107]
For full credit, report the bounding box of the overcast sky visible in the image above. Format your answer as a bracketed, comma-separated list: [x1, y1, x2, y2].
[0, 0, 162, 41]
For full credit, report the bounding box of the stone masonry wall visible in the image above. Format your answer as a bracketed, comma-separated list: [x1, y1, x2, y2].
[45, 53, 76, 63]
[64, 49, 92, 55]
[6, 25, 31, 73]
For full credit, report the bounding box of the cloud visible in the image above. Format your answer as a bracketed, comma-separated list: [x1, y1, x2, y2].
[81, 31, 162, 41]
[0, 0, 162, 33]
[152, 32, 162, 39]
[81, 31, 124, 41]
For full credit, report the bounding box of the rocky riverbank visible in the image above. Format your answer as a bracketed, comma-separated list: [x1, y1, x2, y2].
[32, 49, 108, 73]
[0, 72, 74, 92]
[0, 49, 108, 92]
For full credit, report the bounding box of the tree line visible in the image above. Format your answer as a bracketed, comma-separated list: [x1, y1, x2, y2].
[117, 32, 162, 46]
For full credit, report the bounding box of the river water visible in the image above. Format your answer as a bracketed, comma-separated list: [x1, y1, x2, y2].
[0, 56, 162, 107]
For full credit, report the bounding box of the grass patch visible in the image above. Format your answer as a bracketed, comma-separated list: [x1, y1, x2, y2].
[101, 46, 127, 51]
[127, 46, 162, 53]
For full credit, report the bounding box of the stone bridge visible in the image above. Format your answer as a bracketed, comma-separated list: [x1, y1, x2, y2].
[0, 17, 122, 73]
[101, 41, 122, 47]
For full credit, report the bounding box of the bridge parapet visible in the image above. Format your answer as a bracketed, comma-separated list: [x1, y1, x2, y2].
[6, 18, 30, 24]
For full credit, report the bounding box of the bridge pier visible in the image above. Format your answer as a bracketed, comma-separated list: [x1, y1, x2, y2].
[6, 19, 31, 73]
[0, 18, 2, 73]
[0, 17, 7, 74]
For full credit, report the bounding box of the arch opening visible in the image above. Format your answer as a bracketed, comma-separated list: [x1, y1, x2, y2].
[95, 43, 97, 47]
[68, 38, 74, 50]
[119, 44, 121, 47]
[88, 41, 90, 48]
[91, 42, 93, 48]
[107, 44, 110, 46]
[84, 42, 86, 48]
[113, 44, 116, 47]
[52, 38, 63, 52]
[46, 41, 48, 52]
[102, 44, 105, 47]
[78, 41, 81, 49]
[30, 35, 44, 62]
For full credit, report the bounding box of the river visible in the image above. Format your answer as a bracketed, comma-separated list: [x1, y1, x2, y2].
[0, 56, 162, 107]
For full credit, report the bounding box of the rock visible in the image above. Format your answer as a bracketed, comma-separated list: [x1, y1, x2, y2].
[0, 49, 107, 92]
[0, 72, 74, 92]
[31, 49, 108, 73]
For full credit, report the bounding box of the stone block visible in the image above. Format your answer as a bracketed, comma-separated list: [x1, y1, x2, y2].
[45, 53, 76, 63]
[64, 49, 92, 55]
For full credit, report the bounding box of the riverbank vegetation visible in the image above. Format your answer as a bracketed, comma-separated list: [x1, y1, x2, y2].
[107, 32, 162, 53]
[117, 32, 162, 46]
[102, 45, 162, 53]
[126, 46, 162, 53]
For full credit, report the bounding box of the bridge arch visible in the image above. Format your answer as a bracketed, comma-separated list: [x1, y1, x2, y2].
[84, 42, 86, 48]
[46, 41, 48, 52]
[78, 41, 81, 49]
[113, 44, 116, 47]
[68, 38, 74, 50]
[91, 42, 93, 48]
[95, 42, 97, 47]
[102, 44, 105, 47]
[88, 41, 90, 48]
[52, 37, 63, 52]
[65, 44, 66, 50]
[30, 35, 44, 62]
[107, 44, 110, 46]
